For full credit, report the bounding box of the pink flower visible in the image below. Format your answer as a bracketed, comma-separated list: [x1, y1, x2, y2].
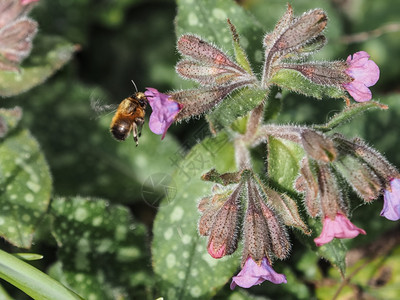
[20, 0, 39, 5]
[314, 213, 366, 246]
[342, 51, 380, 102]
[207, 239, 226, 259]
[144, 88, 181, 139]
[381, 178, 400, 221]
[230, 257, 287, 289]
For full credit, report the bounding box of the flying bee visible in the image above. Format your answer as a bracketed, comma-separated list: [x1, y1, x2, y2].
[110, 81, 148, 146]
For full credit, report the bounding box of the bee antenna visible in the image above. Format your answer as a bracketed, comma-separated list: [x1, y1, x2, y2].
[131, 80, 139, 93]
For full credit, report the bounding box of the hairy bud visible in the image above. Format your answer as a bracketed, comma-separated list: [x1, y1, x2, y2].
[300, 129, 337, 162]
[333, 134, 399, 187]
[259, 200, 291, 259]
[317, 163, 345, 219]
[199, 184, 243, 259]
[295, 157, 321, 217]
[334, 154, 383, 202]
[263, 5, 328, 83]
[280, 62, 352, 87]
[263, 186, 310, 234]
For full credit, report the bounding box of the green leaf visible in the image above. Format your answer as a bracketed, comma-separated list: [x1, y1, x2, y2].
[0, 127, 52, 248]
[50, 196, 152, 299]
[175, 0, 264, 68]
[0, 249, 81, 300]
[207, 87, 267, 133]
[314, 101, 387, 132]
[270, 68, 347, 100]
[267, 136, 304, 193]
[227, 19, 254, 75]
[0, 35, 76, 97]
[152, 132, 238, 299]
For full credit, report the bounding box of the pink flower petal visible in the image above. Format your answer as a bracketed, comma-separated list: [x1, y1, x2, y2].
[342, 81, 372, 102]
[207, 239, 226, 259]
[381, 178, 400, 221]
[343, 51, 380, 102]
[314, 213, 366, 246]
[144, 88, 181, 139]
[230, 257, 287, 289]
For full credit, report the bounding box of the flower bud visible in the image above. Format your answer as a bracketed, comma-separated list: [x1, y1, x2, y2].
[170, 80, 254, 121]
[198, 192, 227, 236]
[300, 129, 337, 162]
[334, 154, 383, 202]
[199, 184, 243, 259]
[242, 180, 272, 265]
[333, 134, 399, 188]
[295, 157, 320, 217]
[279, 62, 352, 87]
[317, 163, 346, 220]
[263, 185, 310, 234]
[259, 200, 290, 259]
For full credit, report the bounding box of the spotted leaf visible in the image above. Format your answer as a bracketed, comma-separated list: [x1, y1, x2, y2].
[0, 115, 52, 248]
[152, 132, 237, 299]
[49, 196, 151, 299]
[0, 35, 76, 97]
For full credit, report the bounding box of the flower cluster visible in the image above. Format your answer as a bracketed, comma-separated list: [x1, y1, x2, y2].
[0, 0, 39, 71]
[142, 4, 397, 292]
[198, 171, 293, 289]
[145, 5, 380, 140]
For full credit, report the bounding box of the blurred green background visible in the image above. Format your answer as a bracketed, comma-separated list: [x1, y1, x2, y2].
[1, 0, 400, 299]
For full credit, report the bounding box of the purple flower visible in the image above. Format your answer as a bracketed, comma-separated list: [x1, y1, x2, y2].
[144, 88, 181, 139]
[230, 257, 287, 289]
[381, 178, 400, 221]
[314, 213, 366, 246]
[342, 51, 380, 102]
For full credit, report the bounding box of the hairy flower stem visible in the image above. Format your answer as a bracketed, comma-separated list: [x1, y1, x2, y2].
[252, 125, 302, 147]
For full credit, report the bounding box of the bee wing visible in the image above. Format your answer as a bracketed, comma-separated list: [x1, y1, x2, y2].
[0, 17, 37, 65]
[90, 96, 119, 120]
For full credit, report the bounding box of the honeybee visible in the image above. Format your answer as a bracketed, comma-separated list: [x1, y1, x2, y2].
[110, 83, 148, 146]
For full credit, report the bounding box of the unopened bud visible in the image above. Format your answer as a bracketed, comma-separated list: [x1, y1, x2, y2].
[203, 184, 243, 258]
[301, 129, 337, 162]
[171, 79, 255, 121]
[177, 34, 241, 71]
[295, 157, 321, 217]
[334, 154, 383, 202]
[333, 134, 399, 187]
[242, 180, 272, 265]
[259, 200, 291, 259]
[280, 62, 352, 87]
[264, 186, 310, 234]
[265, 8, 327, 59]
[317, 163, 346, 219]
[198, 192, 227, 236]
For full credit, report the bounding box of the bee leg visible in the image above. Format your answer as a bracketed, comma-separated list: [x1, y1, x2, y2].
[136, 118, 145, 138]
[132, 123, 139, 147]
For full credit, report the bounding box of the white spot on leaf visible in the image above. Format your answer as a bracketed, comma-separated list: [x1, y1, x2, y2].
[166, 253, 176, 268]
[170, 206, 184, 222]
[188, 12, 198, 26]
[212, 8, 227, 20]
[164, 227, 173, 240]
